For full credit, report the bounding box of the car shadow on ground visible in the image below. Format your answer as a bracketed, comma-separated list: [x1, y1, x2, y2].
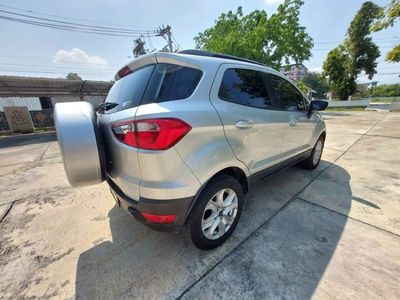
[75, 162, 352, 299]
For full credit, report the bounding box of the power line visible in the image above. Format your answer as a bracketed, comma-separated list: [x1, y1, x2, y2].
[156, 25, 174, 52]
[146, 34, 155, 51]
[0, 69, 114, 75]
[172, 34, 183, 51]
[0, 62, 115, 71]
[0, 15, 158, 37]
[314, 39, 400, 45]
[313, 45, 396, 51]
[0, 15, 159, 37]
[0, 4, 154, 30]
[0, 54, 87, 64]
[0, 9, 157, 34]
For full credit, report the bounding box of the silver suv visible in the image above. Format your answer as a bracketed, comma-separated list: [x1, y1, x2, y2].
[55, 50, 327, 250]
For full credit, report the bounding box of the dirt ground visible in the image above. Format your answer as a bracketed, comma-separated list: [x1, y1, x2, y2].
[0, 111, 399, 299]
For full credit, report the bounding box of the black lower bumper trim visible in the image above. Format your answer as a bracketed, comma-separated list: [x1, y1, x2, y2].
[107, 177, 194, 232]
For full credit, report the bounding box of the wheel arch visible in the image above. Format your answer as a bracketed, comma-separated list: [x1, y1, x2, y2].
[184, 166, 249, 223]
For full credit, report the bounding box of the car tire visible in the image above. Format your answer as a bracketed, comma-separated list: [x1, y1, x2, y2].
[184, 174, 244, 250]
[299, 135, 325, 170]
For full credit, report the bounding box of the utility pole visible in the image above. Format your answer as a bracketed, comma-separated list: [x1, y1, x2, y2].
[157, 25, 173, 52]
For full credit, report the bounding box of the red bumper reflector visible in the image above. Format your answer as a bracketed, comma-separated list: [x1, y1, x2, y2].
[140, 212, 177, 224]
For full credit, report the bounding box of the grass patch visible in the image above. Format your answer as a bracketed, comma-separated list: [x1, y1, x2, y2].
[0, 126, 55, 137]
[325, 106, 367, 111]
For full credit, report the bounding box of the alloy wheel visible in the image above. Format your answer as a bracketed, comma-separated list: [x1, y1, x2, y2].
[313, 139, 323, 165]
[201, 188, 238, 240]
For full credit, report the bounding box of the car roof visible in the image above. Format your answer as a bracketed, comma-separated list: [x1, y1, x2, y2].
[178, 50, 269, 68]
[116, 50, 278, 80]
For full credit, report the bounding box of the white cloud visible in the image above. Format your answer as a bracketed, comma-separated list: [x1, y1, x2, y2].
[53, 48, 109, 69]
[310, 66, 323, 73]
[264, 0, 284, 5]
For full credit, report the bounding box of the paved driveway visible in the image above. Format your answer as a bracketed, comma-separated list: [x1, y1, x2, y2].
[0, 111, 399, 299]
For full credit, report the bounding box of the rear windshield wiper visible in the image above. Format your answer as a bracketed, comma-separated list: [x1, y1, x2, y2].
[97, 102, 118, 113]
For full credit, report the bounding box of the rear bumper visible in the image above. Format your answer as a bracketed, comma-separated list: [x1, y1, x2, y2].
[107, 177, 194, 232]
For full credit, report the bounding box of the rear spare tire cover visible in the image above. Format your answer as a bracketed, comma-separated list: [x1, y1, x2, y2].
[55, 102, 105, 187]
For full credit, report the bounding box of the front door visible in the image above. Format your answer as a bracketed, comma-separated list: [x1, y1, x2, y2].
[265, 74, 316, 157]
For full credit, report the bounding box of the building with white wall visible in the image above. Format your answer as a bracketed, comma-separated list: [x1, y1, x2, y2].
[0, 75, 113, 131]
[280, 64, 308, 81]
[0, 76, 113, 111]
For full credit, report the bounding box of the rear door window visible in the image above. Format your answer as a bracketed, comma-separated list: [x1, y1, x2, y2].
[104, 64, 155, 113]
[142, 63, 203, 104]
[266, 74, 306, 111]
[218, 68, 279, 109]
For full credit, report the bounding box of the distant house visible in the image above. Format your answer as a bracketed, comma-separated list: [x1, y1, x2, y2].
[0, 75, 113, 112]
[280, 64, 308, 81]
[0, 76, 113, 131]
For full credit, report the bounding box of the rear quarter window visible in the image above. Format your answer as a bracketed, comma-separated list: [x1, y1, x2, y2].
[142, 64, 203, 104]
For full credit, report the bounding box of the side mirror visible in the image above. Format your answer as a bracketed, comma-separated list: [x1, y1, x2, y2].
[308, 100, 328, 118]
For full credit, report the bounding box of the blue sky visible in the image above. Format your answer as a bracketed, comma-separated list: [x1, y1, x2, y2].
[0, 0, 398, 84]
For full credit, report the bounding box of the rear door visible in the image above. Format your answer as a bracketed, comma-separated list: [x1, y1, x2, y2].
[265, 73, 316, 157]
[210, 64, 286, 175]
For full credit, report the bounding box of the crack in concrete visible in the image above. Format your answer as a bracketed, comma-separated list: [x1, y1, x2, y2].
[0, 202, 14, 223]
[39, 143, 51, 160]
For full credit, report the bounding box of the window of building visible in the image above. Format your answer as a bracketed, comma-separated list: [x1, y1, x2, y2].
[39, 97, 53, 109]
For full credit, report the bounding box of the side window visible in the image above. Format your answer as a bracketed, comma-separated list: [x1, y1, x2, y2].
[218, 68, 279, 109]
[266, 74, 306, 111]
[142, 63, 203, 104]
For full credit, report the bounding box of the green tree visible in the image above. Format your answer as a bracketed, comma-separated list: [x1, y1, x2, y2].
[371, 0, 400, 62]
[300, 72, 329, 98]
[132, 37, 147, 57]
[361, 83, 400, 97]
[346, 2, 381, 78]
[323, 47, 356, 100]
[386, 45, 400, 62]
[323, 2, 381, 100]
[194, 1, 313, 69]
[66, 72, 82, 80]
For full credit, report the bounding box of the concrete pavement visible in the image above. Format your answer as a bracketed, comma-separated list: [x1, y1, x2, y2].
[0, 111, 399, 299]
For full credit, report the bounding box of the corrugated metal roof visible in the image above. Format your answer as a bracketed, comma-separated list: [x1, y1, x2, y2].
[0, 75, 113, 97]
[0, 97, 41, 112]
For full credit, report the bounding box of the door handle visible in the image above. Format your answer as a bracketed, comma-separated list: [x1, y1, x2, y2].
[289, 119, 298, 127]
[235, 120, 254, 129]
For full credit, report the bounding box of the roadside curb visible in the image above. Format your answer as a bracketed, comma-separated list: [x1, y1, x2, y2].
[0, 131, 56, 140]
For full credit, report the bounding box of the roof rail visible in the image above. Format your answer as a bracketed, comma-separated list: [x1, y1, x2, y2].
[178, 50, 269, 68]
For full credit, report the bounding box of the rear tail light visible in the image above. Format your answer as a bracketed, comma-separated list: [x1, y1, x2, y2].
[112, 118, 191, 150]
[140, 212, 176, 224]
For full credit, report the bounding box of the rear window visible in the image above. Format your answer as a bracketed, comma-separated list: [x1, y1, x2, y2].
[142, 63, 203, 104]
[104, 64, 155, 113]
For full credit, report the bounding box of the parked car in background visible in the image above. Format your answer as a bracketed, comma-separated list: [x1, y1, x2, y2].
[55, 50, 328, 250]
